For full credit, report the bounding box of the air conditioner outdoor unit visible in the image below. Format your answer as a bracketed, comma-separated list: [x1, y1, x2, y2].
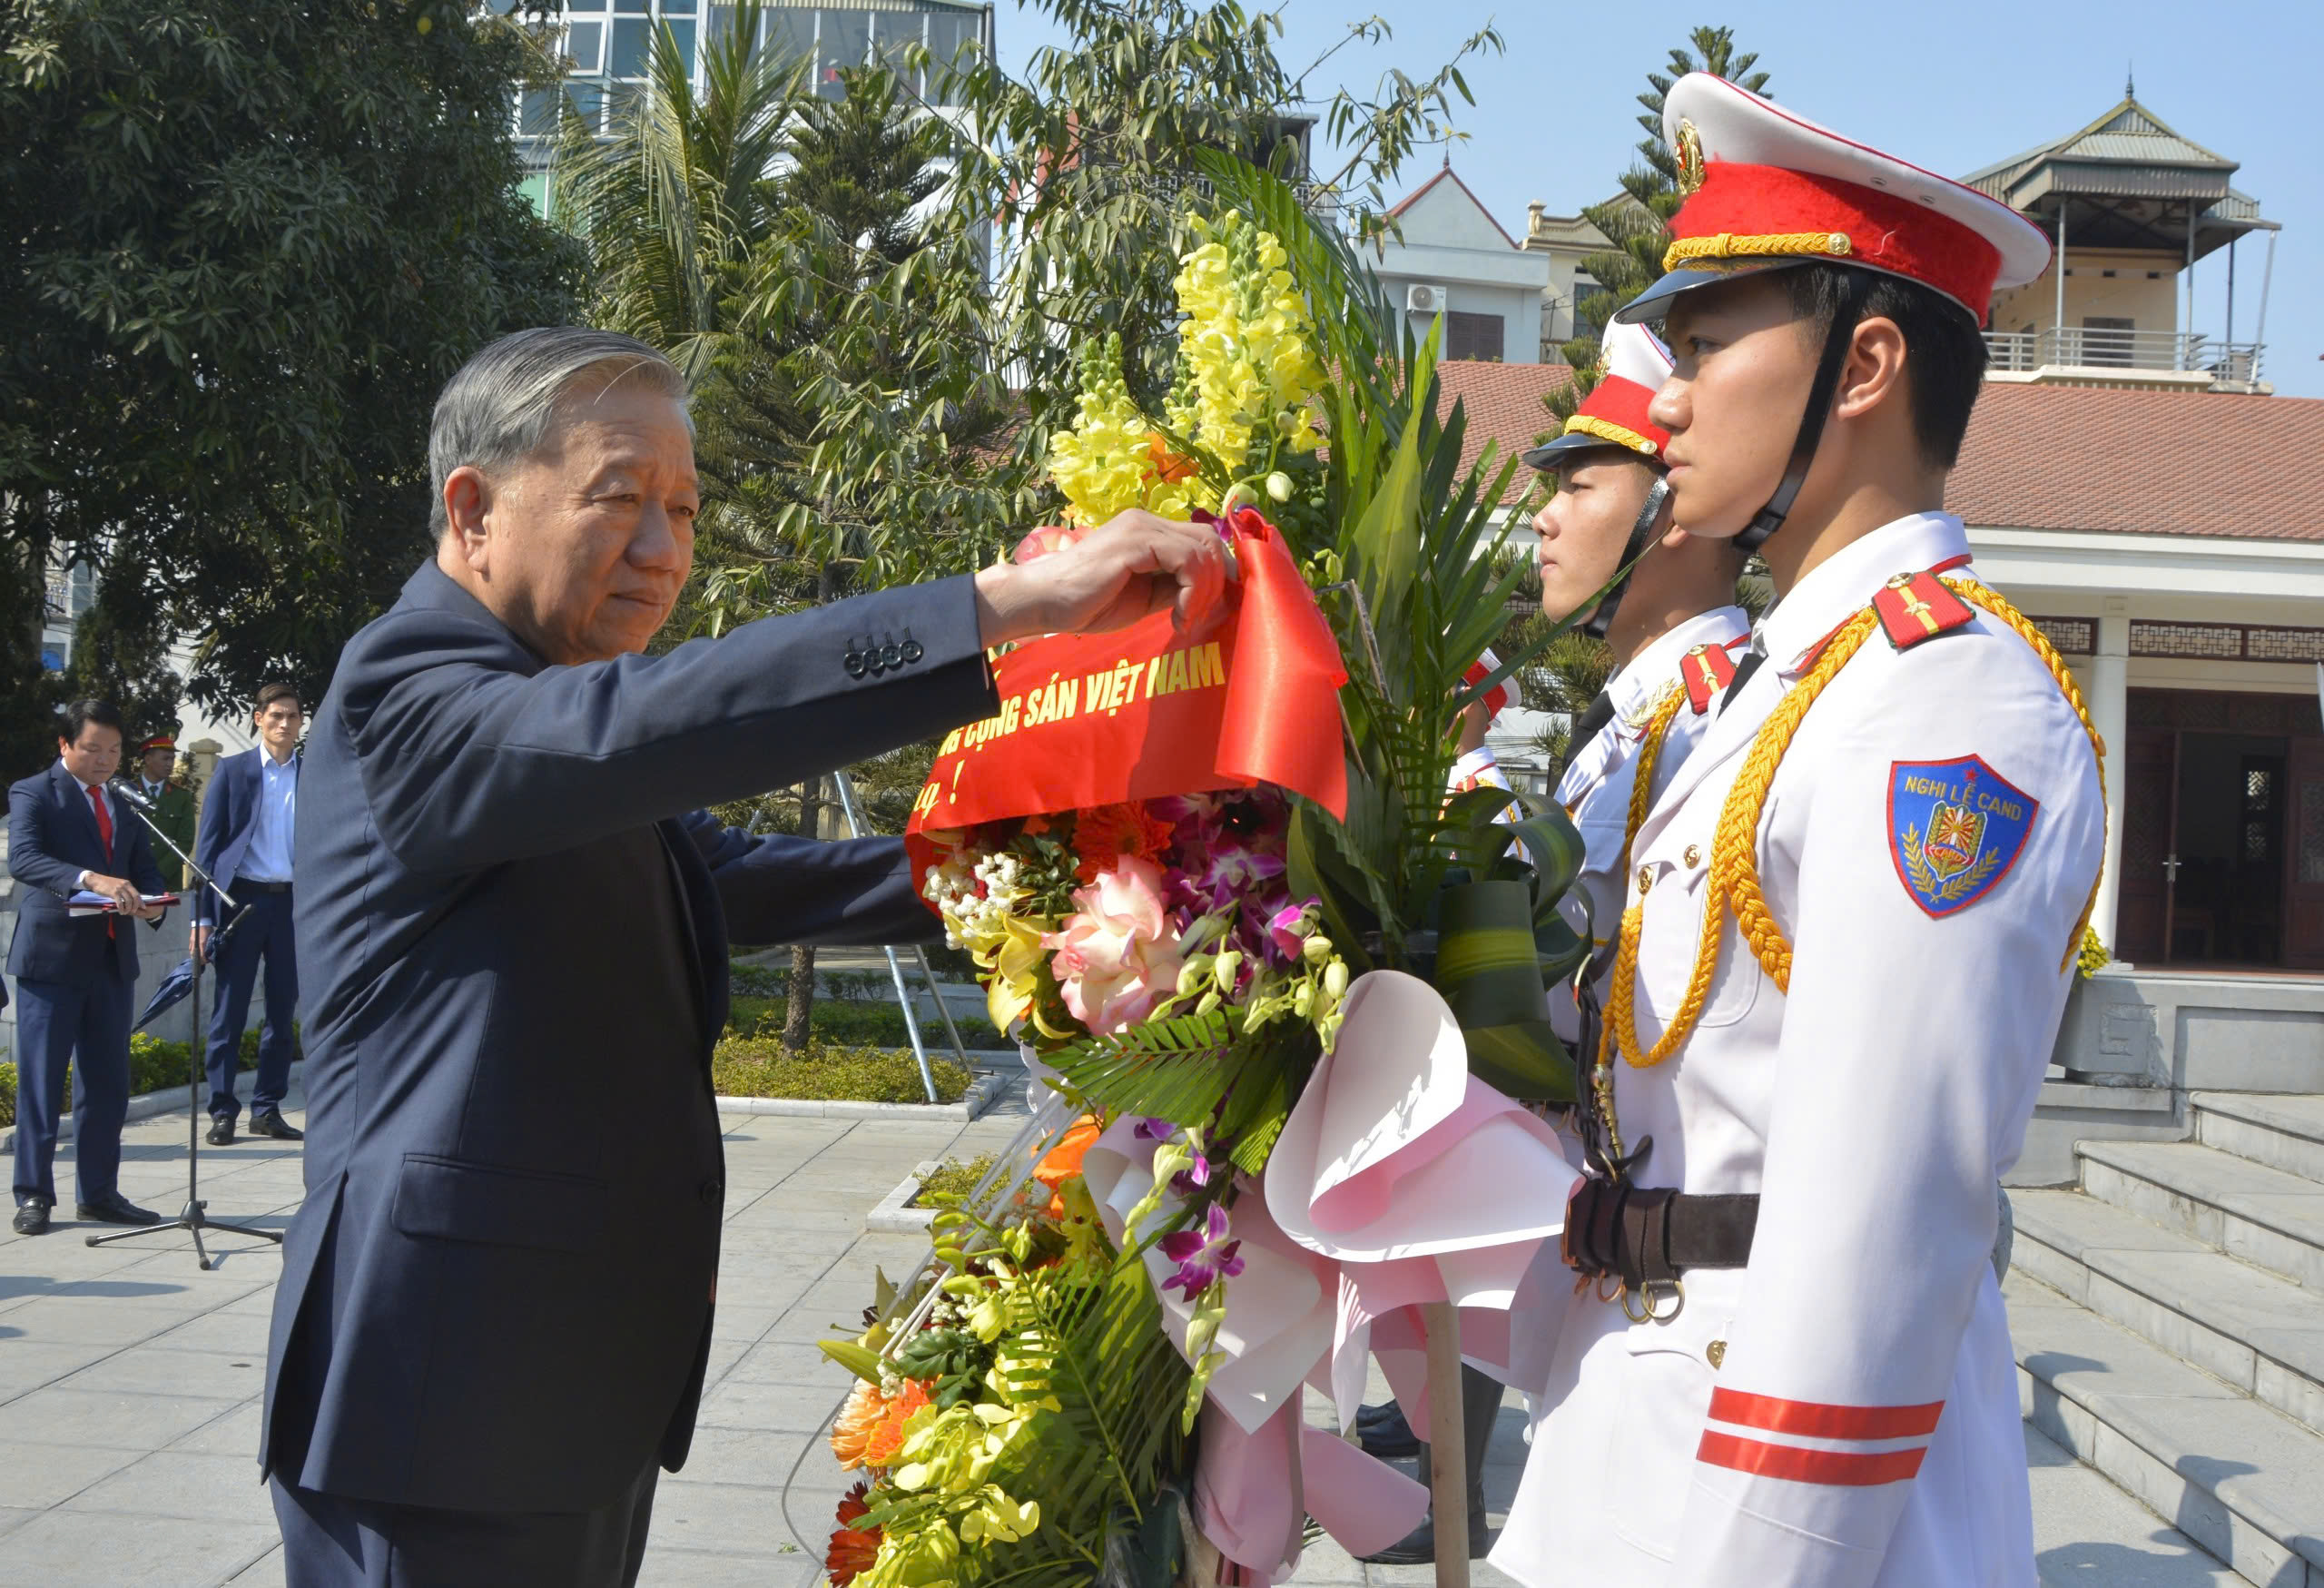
[1405, 282, 1445, 314]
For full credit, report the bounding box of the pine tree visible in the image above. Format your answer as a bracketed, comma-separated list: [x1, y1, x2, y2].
[1540, 27, 1772, 429]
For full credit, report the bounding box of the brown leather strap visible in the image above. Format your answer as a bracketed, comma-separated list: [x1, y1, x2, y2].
[1562, 1179, 1758, 1282]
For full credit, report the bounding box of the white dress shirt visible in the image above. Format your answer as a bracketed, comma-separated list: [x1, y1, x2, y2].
[63, 761, 119, 892]
[242, 748, 300, 883]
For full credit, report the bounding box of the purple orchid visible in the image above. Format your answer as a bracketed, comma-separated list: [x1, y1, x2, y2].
[1171, 1150, 1213, 1198]
[1266, 899, 1319, 961]
[1158, 1204, 1245, 1300]
[1135, 1117, 1214, 1195]
[1185, 839, 1286, 912]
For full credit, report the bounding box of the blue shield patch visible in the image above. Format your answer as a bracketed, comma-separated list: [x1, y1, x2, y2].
[1887, 756, 2039, 919]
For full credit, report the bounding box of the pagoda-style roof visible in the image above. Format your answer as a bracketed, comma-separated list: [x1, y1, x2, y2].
[1964, 94, 2273, 261]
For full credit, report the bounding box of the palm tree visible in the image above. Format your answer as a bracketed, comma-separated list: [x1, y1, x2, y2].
[550, 0, 802, 378]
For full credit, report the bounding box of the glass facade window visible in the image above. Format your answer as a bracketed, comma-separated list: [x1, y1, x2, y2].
[519, 1, 988, 179]
[566, 19, 603, 71]
[816, 12, 869, 97]
[609, 15, 653, 74]
[565, 79, 606, 130]
[766, 8, 815, 66]
[872, 12, 921, 81]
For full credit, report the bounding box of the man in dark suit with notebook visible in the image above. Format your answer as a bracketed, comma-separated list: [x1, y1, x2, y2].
[7, 698, 169, 1234]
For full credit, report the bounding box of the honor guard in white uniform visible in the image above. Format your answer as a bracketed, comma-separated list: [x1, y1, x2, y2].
[1451, 318, 1750, 1042]
[1494, 75, 2105, 1588]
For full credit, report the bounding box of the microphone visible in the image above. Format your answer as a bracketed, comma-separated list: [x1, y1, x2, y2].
[113, 783, 158, 812]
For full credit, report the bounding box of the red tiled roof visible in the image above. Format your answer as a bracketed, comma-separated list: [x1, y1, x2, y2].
[1948, 383, 2324, 542]
[1433, 360, 1573, 506]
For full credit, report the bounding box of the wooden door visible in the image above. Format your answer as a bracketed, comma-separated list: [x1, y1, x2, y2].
[2116, 727, 2175, 962]
[2282, 735, 2324, 969]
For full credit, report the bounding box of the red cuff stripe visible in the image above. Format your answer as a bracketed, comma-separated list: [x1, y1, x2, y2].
[1709, 1389, 1945, 1440]
[1698, 1431, 1928, 1487]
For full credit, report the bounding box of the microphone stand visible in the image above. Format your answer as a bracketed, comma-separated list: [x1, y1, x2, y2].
[87, 788, 283, 1268]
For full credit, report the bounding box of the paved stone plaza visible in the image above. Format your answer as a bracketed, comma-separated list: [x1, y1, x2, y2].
[0, 1082, 2242, 1587]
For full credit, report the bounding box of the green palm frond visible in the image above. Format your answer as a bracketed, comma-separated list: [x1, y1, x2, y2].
[1042, 1011, 1315, 1150]
[978, 1252, 1192, 1584]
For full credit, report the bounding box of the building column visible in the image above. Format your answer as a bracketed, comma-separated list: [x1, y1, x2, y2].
[2089, 604, 2131, 955]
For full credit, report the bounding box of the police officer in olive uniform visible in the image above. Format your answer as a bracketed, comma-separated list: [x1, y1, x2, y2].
[121, 734, 198, 892]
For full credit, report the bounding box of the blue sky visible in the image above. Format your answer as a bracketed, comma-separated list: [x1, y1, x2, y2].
[995, 0, 2323, 398]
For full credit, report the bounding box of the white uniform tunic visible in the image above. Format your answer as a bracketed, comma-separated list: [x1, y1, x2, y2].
[1493, 513, 2103, 1588]
[1451, 607, 1749, 1045]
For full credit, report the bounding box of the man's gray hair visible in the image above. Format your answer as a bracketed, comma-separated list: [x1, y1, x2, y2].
[428, 327, 691, 534]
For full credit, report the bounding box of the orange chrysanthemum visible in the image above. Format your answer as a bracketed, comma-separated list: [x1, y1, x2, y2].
[1033, 1116, 1103, 1217]
[1073, 803, 1178, 883]
[861, 1378, 930, 1468]
[830, 1380, 882, 1470]
[827, 1482, 882, 1586]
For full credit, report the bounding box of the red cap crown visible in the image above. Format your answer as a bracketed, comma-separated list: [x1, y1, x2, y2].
[1651, 74, 2051, 322]
[1562, 319, 1674, 459]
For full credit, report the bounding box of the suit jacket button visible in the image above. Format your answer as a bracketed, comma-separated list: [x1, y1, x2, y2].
[900, 638, 924, 664]
[843, 650, 867, 678]
[879, 643, 902, 670]
[699, 1178, 724, 1205]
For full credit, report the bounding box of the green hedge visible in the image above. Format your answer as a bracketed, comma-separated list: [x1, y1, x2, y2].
[711, 1036, 972, 1105]
[724, 991, 1004, 1051]
[0, 1027, 281, 1129]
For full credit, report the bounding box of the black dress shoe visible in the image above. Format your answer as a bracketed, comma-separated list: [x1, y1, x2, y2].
[249, 1110, 303, 1141]
[206, 1117, 235, 1146]
[1358, 1512, 1492, 1566]
[74, 1192, 162, 1226]
[12, 1200, 51, 1236]
[1357, 1401, 1421, 1461]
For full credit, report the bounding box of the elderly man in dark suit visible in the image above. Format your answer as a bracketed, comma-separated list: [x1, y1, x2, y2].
[7, 698, 170, 1235]
[261, 327, 1226, 1584]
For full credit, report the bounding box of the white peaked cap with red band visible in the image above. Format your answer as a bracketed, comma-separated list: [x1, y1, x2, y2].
[1616, 74, 2053, 327]
[1521, 320, 1677, 471]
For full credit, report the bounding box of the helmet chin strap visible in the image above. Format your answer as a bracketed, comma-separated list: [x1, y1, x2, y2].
[1732, 269, 1876, 555]
[1581, 475, 1673, 643]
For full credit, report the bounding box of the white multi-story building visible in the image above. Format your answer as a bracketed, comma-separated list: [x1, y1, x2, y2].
[508, 0, 995, 212]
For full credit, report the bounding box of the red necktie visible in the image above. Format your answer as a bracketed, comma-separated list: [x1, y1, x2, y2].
[86, 784, 117, 938]
[87, 784, 113, 862]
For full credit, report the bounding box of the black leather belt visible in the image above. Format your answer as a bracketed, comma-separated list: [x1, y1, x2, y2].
[237, 879, 292, 894]
[1561, 1178, 1758, 1290]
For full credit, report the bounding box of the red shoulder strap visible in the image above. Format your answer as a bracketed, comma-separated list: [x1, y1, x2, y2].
[1680, 642, 1739, 715]
[1872, 569, 1974, 650]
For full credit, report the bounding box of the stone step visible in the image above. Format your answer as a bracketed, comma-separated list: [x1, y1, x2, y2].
[2010, 1190, 2324, 1440]
[2078, 1139, 2324, 1291]
[2010, 1270, 2324, 1588]
[2193, 1093, 2324, 1184]
[2025, 1420, 2243, 1588]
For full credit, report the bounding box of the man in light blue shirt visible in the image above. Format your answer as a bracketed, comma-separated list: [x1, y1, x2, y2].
[190, 682, 307, 1143]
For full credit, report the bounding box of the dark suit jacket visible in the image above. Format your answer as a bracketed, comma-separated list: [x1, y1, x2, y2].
[262, 560, 997, 1512]
[190, 747, 294, 925]
[7, 764, 166, 986]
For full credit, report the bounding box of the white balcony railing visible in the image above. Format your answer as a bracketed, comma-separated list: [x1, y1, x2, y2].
[1983, 327, 2265, 384]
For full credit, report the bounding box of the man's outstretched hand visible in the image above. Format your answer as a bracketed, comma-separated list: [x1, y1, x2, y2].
[973, 510, 1228, 648]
